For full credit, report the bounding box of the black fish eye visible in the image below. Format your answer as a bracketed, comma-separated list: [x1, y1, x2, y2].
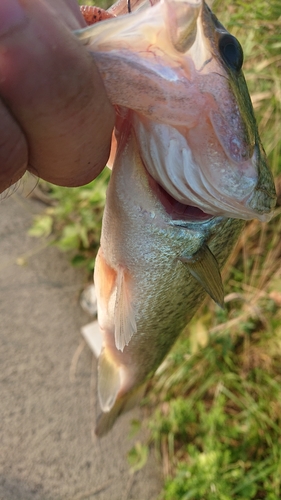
[218, 33, 243, 72]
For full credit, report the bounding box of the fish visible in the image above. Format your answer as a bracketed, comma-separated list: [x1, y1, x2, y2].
[76, 0, 276, 436]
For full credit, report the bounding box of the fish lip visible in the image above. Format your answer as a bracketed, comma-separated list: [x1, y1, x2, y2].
[244, 144, 277, 221]
[246, 187, 277, 221]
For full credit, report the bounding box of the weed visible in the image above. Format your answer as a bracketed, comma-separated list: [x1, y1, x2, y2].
[29, 168, 110, 272]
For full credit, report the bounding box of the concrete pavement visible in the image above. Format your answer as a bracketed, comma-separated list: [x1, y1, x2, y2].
[0, 192, 162, 500]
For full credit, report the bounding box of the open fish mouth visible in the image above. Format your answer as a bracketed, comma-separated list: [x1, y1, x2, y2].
[147, 171, 214, 223]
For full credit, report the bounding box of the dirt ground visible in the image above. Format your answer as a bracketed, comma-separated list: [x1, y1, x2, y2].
[0, 193, 162, 500]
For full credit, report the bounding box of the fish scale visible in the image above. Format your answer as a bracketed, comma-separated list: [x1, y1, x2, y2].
[94, 126, 244, 436]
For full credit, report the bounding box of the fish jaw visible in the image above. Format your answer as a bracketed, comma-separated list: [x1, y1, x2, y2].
[134, 114, 274, 221]
[76, 0, 276, 221]
[245, 138, 277, 220]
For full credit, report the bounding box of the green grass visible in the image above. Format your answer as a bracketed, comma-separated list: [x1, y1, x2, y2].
[29, 168, 110, 272]
[146, 300, 281, 498]
[78, 0, 113, 12]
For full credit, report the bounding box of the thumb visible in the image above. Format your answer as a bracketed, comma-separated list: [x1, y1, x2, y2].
[0, 0, 115, 190]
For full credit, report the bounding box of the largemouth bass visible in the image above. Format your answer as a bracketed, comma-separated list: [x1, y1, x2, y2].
[77, 0, 276, 436]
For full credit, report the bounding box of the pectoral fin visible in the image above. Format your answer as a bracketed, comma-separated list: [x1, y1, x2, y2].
[98, 349, 121, 412]
[94, 248, 117, 325]
[114, 267, 137, 352]
[180, 245, 224, 307]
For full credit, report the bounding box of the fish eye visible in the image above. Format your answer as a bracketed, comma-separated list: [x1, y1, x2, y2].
[218, 33, 243, 72]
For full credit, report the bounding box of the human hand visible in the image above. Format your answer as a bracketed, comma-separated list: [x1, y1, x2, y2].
[0, 0, 115, 194]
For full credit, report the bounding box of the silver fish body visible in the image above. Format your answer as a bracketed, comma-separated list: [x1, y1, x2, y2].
[94, 118, 243, 436]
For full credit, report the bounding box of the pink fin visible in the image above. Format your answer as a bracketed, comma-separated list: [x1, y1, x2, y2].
[114, 267, 137, 351]
[94, 248, 117, 330]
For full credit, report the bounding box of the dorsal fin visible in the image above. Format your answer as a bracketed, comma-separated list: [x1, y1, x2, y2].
[180, 244, 224, 308]
[114, 267, 137, 351]
[98, 349, 121, 412]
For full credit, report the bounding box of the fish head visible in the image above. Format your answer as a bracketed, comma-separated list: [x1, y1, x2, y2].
[135, 0, 276, 221]
[76, 0, 276, 221]
[190, 1, 276, 219]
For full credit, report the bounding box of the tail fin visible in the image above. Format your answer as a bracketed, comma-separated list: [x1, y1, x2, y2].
[98, 348, 121, 412]
[95, 384, 146, 437]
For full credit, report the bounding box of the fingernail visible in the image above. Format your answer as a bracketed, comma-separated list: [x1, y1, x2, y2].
[0, 0, 27, 37]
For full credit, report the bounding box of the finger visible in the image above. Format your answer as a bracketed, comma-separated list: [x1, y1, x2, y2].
[0, 0, 115, 188]
[0, 98, 28, 193]
[45, 0, 88, 30]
